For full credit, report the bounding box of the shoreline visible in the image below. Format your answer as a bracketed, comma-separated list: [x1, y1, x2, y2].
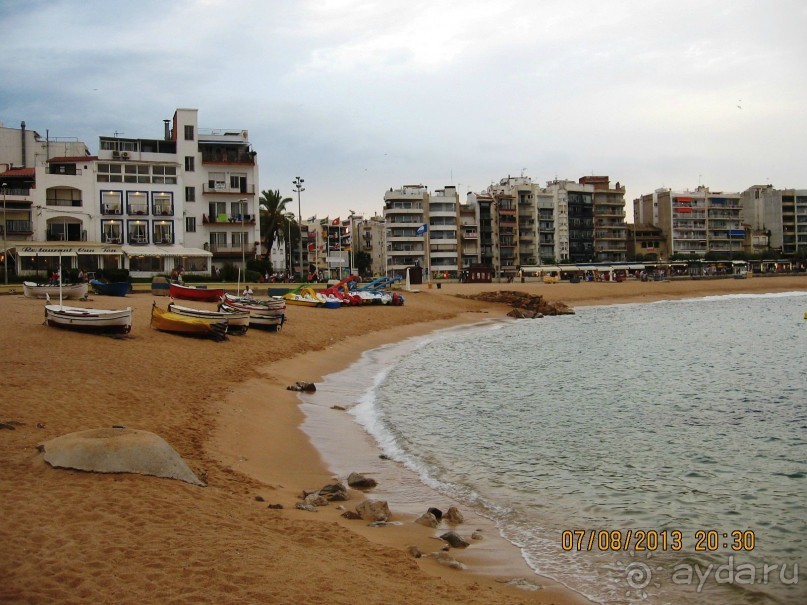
[210, 275, 807, 605]
[1, 275, 805, 604]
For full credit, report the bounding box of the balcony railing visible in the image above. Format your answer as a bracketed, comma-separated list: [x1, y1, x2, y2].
[154, 234, 175, 245]
[202, 213, 256, 224]
[128, 204, 149, 215]
[102, 204, 122, 215]
[202, 183, 256, 195]
[128, 234, 149, 244]
[153, 205, 174, 216]
[6, 220, 33, 234]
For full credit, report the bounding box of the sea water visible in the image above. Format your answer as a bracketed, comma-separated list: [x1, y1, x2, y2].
[299, 292, 807, 604]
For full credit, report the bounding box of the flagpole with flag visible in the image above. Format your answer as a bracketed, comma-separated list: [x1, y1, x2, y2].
[416, 223, 430, 284]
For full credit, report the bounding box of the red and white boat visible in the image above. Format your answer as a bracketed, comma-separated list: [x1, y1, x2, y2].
[168, 282, 225, 303]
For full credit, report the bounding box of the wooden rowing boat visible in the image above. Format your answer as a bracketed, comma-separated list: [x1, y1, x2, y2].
[167, 301, 250, 335]
[150, 303, 228, 340]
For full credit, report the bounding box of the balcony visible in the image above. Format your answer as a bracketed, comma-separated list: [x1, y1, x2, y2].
[200, 149, 256, 165]
[153, 204, 174, 216]
[102, 235, 123, 244]
[128, 234, 149, 245]
[128, 203, 149, 215]
[208, 243, 252, 257]
[202, 183, 256, 195]
[5, 220, 33, 235]
[154, 234, 175, 245]
[202, 213, 256, 225]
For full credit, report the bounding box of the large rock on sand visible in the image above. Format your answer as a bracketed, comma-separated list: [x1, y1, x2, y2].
[38, 427, 205, 486]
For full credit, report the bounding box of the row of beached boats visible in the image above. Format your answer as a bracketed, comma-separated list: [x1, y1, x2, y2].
[28, 272, 403, 339]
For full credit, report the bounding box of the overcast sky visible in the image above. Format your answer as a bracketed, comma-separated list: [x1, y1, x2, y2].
[2, 0, 806, 221]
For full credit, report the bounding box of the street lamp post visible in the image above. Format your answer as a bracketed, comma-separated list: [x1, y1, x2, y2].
[292, 177, 304, 281]
[2, 182, 7, 285]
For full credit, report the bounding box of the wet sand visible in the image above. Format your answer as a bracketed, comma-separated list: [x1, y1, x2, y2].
[1, 274, 804, 604]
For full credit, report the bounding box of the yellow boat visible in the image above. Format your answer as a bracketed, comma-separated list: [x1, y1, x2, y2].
[150, 303, 228, 340]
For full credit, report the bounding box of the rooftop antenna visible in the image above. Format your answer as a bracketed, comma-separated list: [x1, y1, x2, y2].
[114, 131, 124, 138]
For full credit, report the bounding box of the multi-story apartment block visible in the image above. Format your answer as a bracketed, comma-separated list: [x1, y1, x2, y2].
[634, 185, 743, 257]
[383, 185, 428, 276]
[1, 110, 259, 278]
[465, 174, 625, 270]
[741, 185, 807, 255]
[428, 186, 460, 275]
[354, 214, 387, 276]
[580, 176, 627, 262]
[458, 201, 480, 269]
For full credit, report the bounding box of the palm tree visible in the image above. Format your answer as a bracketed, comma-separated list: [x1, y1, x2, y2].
[259, 189, 293, 263]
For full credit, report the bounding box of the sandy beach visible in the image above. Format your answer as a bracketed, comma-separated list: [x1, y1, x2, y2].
[1, 275, 805, 604]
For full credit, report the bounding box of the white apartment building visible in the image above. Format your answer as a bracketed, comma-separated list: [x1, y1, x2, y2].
[383, 185, 428, 276]
[1, 109, 259, 278]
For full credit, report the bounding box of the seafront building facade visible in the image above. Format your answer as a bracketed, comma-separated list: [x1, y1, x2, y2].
[740, 185, 807, 256]
[634, 186, 744, 258]
[0, 109, 260, 278]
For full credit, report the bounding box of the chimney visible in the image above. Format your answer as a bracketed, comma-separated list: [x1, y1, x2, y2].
[163, 119, 170, 141]
[21, 121, 26, 167]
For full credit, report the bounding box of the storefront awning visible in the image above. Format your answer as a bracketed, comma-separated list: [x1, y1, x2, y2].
[13, 242, 123, 257]
[15, 245, 77, 257]
[122, 245, 212, 258]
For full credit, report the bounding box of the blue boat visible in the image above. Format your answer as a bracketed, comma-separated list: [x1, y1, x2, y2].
[90, 279, 131, 297]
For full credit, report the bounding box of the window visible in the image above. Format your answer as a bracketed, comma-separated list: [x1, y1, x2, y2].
[210, 232, 227, 250]
[185, 217, 196, 233]
[185, 186, 195, 202]
[184, 125, 194, 141]
[185, 156, 195, 172]
[152, 165, 177, 185]
[46, 188, 82, 207]
[127, 191, 149, 215]
[230, 173, 247, 193]
[209, 202, 227, 222]
[153, 220, 174, 245]
[100, 191, 122, 214]
[101, 220, 123, 244]
[232, 232, 248, 248]
[127, 220, 149, 244]
[209, 172, 226, 191]
[231, 200, 248, 219]
[129, 256, 162, 272]
[152, 192, 173, 215]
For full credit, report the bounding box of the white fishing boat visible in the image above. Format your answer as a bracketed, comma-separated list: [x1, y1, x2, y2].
[45, 295, 132, 334]
[218, 297, 285, 331]
[24, 281, 88, 300]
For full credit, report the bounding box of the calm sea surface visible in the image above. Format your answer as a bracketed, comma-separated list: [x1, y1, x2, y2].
[300, 292, 807, 605]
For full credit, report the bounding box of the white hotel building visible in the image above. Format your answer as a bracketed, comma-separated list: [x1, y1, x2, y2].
[0, 108, 259, 278]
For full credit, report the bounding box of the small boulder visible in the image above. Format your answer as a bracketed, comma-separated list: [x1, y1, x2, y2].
[427, 507, 443, 521]
[356, 499, 391, 522]
[341, 510, 362, 520]
[414, 512, 439, 528]
[317, 482, 349, 501]
[440, 531, 470, 549]
[347, 472, 378, 489]
[295, 502, 318, 512]
[444, 506, 464, 525]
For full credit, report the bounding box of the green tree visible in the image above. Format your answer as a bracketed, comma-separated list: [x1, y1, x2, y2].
[354, 251, 372, 276]
[259, 189, 293, 264]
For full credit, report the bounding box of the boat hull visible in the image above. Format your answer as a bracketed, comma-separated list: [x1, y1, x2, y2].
[151, 304, 228, 339]
[168, 282, 225, 303]
[167, 302, 250, 335]
[44, 305, 132, 334]
[24, 282, 88, 300]
[218, 301, 285, 331]
[90, 280, 131, 296]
